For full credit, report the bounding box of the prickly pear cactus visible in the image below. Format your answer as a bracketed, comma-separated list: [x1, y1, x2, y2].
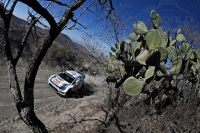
[150, 10, 161, 29]
[106, 10, 200, 103]
[123, 77, 145, 96]
[133, 21, 148, 35]
[145, 29, 162, 49]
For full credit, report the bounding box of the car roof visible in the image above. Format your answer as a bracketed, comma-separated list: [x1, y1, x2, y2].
[65, 70, 83, 79]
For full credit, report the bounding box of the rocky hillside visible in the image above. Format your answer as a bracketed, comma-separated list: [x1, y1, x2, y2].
[0, 14, 88, 54]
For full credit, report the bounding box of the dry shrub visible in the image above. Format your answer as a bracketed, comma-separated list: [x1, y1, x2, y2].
[97, 83, 200, 133]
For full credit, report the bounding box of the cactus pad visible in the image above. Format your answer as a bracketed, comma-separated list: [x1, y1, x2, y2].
[176, 28, 181, 35]
[170, 58, 183, 74]
[107, 64, 116, 73]
[109, 54, 116, 63]
[145, 66, 155, 81]
[136, 50, 149, 65]
[160, 39, 168, 47]
[170, 40, 176, 46]
[123, 77, 145, 96]
[129, 32, 137, 41]
[181, 43, 190, 54]
[145, 29, 162, 49]
[156, 70, 165, 77]
[167, 46, 180, 61]
[133, 21, 148, 35]
[193, 59, 200, 70]
[156, 46, 168, 61]
[176, 34, 186, 42]
[123, 38, 131, 44]
[183, 48, 193, 60]
[131, 41, 141, 57]
[150, 10, 161, 29]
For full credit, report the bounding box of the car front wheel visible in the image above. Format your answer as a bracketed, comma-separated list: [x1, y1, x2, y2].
[64, 89, 72, 98]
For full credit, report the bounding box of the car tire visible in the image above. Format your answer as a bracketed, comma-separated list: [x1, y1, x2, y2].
[80, 84, 84, 89]
[80, 84, 85, 93]
[64, 90, 72, 98]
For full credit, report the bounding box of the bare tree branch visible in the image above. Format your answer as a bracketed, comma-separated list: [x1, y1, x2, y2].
[57, 0, 86, 28]
[69, 17, 87, 29]
[44, 0, 70, 7]
[13, 16, 38, 65]
[19, 0, 57, 27]
[106, 0, 114, 18]
[0, 0, 18, 61]
[98, 0, 114, 18]
[65, 0, 95, 30]
[4, 0, 11, 9]
[0, 2, 8, 22]
[13, 2, 53, 65]
[0, 0, 23, 104]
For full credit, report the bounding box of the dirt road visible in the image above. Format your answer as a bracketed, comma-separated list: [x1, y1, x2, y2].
[0, 66, 107, 133]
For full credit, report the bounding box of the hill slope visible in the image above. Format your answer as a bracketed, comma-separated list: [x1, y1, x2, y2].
[0, 14, 88, 53]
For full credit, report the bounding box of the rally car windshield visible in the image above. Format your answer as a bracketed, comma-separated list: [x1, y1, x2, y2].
[59, 73, 75, 83]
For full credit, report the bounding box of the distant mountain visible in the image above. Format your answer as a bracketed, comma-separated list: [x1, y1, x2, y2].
[55, 31, 87, 52]
[0, 14, 88, 53]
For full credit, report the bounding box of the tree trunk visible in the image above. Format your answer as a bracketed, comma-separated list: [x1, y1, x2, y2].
[17, 103, 48, 133]
[7, 62, 48, 133]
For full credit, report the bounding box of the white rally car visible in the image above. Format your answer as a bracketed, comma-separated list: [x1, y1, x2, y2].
[48, 70, 85, 97]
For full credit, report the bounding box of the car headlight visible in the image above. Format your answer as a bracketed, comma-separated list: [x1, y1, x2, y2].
[50, 75, 56, 81]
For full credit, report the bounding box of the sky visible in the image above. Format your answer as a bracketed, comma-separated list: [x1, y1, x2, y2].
[12, 0, 200, 48]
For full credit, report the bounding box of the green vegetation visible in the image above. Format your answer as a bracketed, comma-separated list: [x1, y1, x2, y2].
[106, 10, 200, 111]
[44, 43, 77, 71]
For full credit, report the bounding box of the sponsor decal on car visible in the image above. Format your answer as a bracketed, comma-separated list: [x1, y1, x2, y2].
[53, 79, 60, 85]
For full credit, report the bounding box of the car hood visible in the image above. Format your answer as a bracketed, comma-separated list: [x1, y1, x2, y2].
[51, 75, 70, 87]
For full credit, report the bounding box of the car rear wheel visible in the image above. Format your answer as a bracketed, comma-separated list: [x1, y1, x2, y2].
[80, 84, 85, 89]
